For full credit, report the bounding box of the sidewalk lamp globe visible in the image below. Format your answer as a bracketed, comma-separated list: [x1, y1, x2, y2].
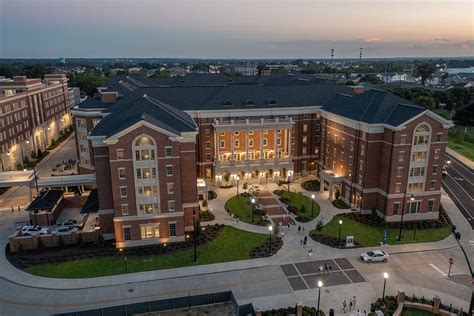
[318, 280, 323, 287]
[339, 220, 342, 225]
[251, 198, 255, 204]
[268, 225, 273, 232]
[384, 272, 389, 279]
[311, 194, 315, 199]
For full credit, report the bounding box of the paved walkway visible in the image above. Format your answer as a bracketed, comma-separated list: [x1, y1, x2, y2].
[0, 175, 471, 314]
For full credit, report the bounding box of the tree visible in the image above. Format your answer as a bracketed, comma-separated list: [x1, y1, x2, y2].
[415, 63, 436, 85]
[453, 101, 474, 126]
[413, 96, 436, 110]
[360, 73, 382, 84]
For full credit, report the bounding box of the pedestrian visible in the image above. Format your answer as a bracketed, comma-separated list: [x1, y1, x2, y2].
[319, 265, 324, 273]
[342, 300, 347, 313]
[236, 216, 239, 224]
[287, 223, 291, 229]
[303, 239, 307, 248]
[353, 296, 358, 309]
[329, 264, 333, 273]
[300, 239, 303, 247]
[298, 225, 301, 233]
[324, 262, 328, 274]
[363, 310, 367, 316]
[302, 226, 305, 232]
[304, 235, 308, 243]
[356, 309, 361, 316]
[349, 301, 353, 311]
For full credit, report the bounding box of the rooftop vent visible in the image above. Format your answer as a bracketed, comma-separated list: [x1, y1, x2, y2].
[143, 94, 147, 98]
[245, 99, 255, 106]
[223, 100, 233, 107]
[267, 99, 277, 106]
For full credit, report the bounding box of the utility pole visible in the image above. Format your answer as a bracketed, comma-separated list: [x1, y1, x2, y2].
[330, 48, 334, 76]
[359, 48, 363, 71]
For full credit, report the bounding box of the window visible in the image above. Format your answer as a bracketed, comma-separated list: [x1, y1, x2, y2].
[409, 167, 425, 177]
[397, 167, 403, 178]
[220, 140, 225, 148]
[121, 204, 129, 215]
[302, 147, 307, 155]
[434, 149, 440, 159]
[168, 200, 176, 212]
[166, 165, 173, 176]
[249, 130, 254, 135]
[120, 186, 127, 198]
[432, 165, 438, 175]
[220, 131, 225, 136]
[395, 183, 402, 193]
[408, 182, 424, 193]
[118, 168, 126, 179]
[140, 225, 160, 239]
[205, 141, 211, 149]
[123, 226, 131, 241]
[315, 136, 320, 142]
[234, 131, 239, 136]
[398, 151, 404, 162]
[136, 167, 156, 179]
[206, 154, 211, 161]
[138, 185, 157, 197]
[407, 201, 421, 214]
[135, 149, 155, 161]
[169, 223, 177, 237]
[249, 139, 254, 147]
[117, 149, 125, 160]
[165, 146, 172, 157]
[400, 134, 407, 144]
[263, 138, 268, 146]
[427, 200, 434, 212]
[413, 135, 429, 145]
[235, 140, 239, 147]
[139, 203, 158, 215]
[430, 180, 436, 190]
[167, 183, 174, 194]
[277, 138, 281, 145]
[436, 133, 442, 142]
[303, 124, 308, 132]
[393, 202, 400, 215]
[411, 152, 427, 162]
[302, 136, 307, 144]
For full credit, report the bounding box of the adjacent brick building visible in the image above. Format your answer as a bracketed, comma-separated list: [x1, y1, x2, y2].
[72, 74, 452, 247]
[0, 74, 72, 171]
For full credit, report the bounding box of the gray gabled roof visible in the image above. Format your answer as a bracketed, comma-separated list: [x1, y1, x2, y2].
[321, 89, 425, 126]
[26, 190, 63, 212]
[90, 93, 198, 138]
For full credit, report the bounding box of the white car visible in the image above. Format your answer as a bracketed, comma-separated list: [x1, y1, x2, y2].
[53, 226, 78, 234]
[360, 250, 389, 263]
[21, 225, 49, 236]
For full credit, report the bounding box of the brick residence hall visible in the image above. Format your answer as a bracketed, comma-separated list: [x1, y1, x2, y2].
[71, 74, 452, 248]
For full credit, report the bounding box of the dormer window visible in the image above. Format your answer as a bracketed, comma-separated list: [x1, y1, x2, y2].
[245, 99, 255, 106]
[223, 100, 233, 107]
[267, 99, 277, 106]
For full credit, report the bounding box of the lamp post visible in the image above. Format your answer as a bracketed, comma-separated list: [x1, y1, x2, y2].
[236, 175, 240, 197]
[268, 225, 273, 255]
[311, 194, 315, 217]
[338, 219, 343, 245]
[398, 193, 414, 241]
[317, 280, 323, 315]
[19, 141, 25, 166]
[382, 272, 389, 302]
[193, 207, 198, 263]
[26, 140, 39, 192]
[251, 198, 256, 222]
[119, 248, 128, 273]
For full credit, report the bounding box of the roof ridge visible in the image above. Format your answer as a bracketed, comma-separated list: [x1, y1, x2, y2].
[359, 89, 381, 121]
[145, 96, 197, 130]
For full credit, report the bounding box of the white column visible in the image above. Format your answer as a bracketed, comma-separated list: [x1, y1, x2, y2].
[259, 129, 263, 160]
[273, 129, 277, 158]
[214, 129, 219, 160]
[245, 128, 249, 160]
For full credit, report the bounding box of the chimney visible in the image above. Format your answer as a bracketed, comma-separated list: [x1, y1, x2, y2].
[100, 91, 118, 103]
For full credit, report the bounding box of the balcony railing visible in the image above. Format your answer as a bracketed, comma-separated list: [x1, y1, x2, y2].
[212, 117, 294, 128]
[215, 157, 292, 168]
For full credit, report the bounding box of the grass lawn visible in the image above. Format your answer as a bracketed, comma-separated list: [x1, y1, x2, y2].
[312, 215, 451, 247]
[25, 226, 268, 278]
[225, 195, 262, 224]
[447, 138, 474, 162]
[280, 191, 320, 220]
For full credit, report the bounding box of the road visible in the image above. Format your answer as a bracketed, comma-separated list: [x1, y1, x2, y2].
[443, 153, 474, 228]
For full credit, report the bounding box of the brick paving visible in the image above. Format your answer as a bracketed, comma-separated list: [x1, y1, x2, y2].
[266, 207, 287, 215]
[272, 217, 295, 226]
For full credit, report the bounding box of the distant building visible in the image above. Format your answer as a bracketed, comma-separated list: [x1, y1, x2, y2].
[58, 57, 66, 64]
[68, 87, 81, 109]
[0, 74, 72, 171]
[378, 73, 408, 83]
[230, 65, 258, 76]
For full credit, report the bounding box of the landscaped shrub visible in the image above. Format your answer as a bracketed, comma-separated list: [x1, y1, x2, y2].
[332, 198, 350, 209]
[57, 235, 65, 248]
[208, 190, 217, 200]
[316, 219, 323, 231]
[36, 237, 45, 251]
[200, 210, 215, 222]
[97, 234, 105, 247]
[253, 208, 267, 216]
[77, 234, 84, 247]
[301, 180, 320, 192]
[16, 243, 24, 255]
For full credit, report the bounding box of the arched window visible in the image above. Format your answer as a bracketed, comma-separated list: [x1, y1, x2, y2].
[134, 135, 155, 161]
[413, 123, 431, 145]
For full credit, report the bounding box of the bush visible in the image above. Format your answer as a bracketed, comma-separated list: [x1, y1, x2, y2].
[57, 235, 65, 248]
[31, 151, 37, 159]
[316, 220, 324, 231]
[242, 183, 248, 190]
[254, 208, 267, 216]
[16, 163, 24, 171]
[36, 237, 45, 251]
[16, 243, 24, 255]
[200, 210, 215, 222]
[332, 199, 350, 209]
[97, 234, 105, 247]
[77, 234, 84, 247]
[301, 180, 320, 192]
[50, 139, 56, 148]
[37, 149, 43, 158]
[208, 190, 217, 200]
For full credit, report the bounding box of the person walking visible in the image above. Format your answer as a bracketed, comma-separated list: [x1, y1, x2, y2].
[356, 309, 361, 316]
[298, 225, 301, 233]
[342, 300, 347, 313]
[349, 301, 353, 311]
[324, 263, 328, 275]
[353, 296, 358, 310]
[300, 239, 303, 247]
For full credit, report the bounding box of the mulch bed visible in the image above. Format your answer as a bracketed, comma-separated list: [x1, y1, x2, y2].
[341, 212, 448, 229]
[301, 180, 320, 192]
[249, 236, 283, 258]
[310, 233, 361, 248]
[6, 224, 224, 270]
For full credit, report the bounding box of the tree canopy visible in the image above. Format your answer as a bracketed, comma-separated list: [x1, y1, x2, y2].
[415, 63, 437, 85]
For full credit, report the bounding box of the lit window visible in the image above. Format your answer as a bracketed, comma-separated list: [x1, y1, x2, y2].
[118, 168, 126, 180]
[117, 149, 124, 160]
[168, 200, 176, 212]
[120, 186, 127, 198]
[121, 204, 129, 215]
[167, 183, 174, 194]
[393, 202, 400, 215]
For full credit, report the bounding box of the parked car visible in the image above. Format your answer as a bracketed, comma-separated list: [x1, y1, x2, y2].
[21, 225, 49, 236]
[56, 219, 80, 228]
[442, 167, 448, 177]
[53, 226, 78, 234]
[360, 250, 389, 263]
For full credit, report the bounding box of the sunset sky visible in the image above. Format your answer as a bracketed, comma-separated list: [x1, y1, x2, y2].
[1, 0, 473, 58]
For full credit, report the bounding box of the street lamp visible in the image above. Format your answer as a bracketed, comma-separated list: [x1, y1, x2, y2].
[338, 219, 343, 245]
[236, 176, 240, 197]
[382, 272, 389, 302]
[268, 225, 273, 255]
[251, 198, 256, 222]
[311, 194, 315, 217]
[193, 207, 198, 263]
[25, 140, 39, 192]
[317, 280, 323, 315]
[398, 193, 414, 242]
[119, 248, 128, 273]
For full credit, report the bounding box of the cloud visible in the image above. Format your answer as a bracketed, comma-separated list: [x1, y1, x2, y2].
[363, 37, 382, 43]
